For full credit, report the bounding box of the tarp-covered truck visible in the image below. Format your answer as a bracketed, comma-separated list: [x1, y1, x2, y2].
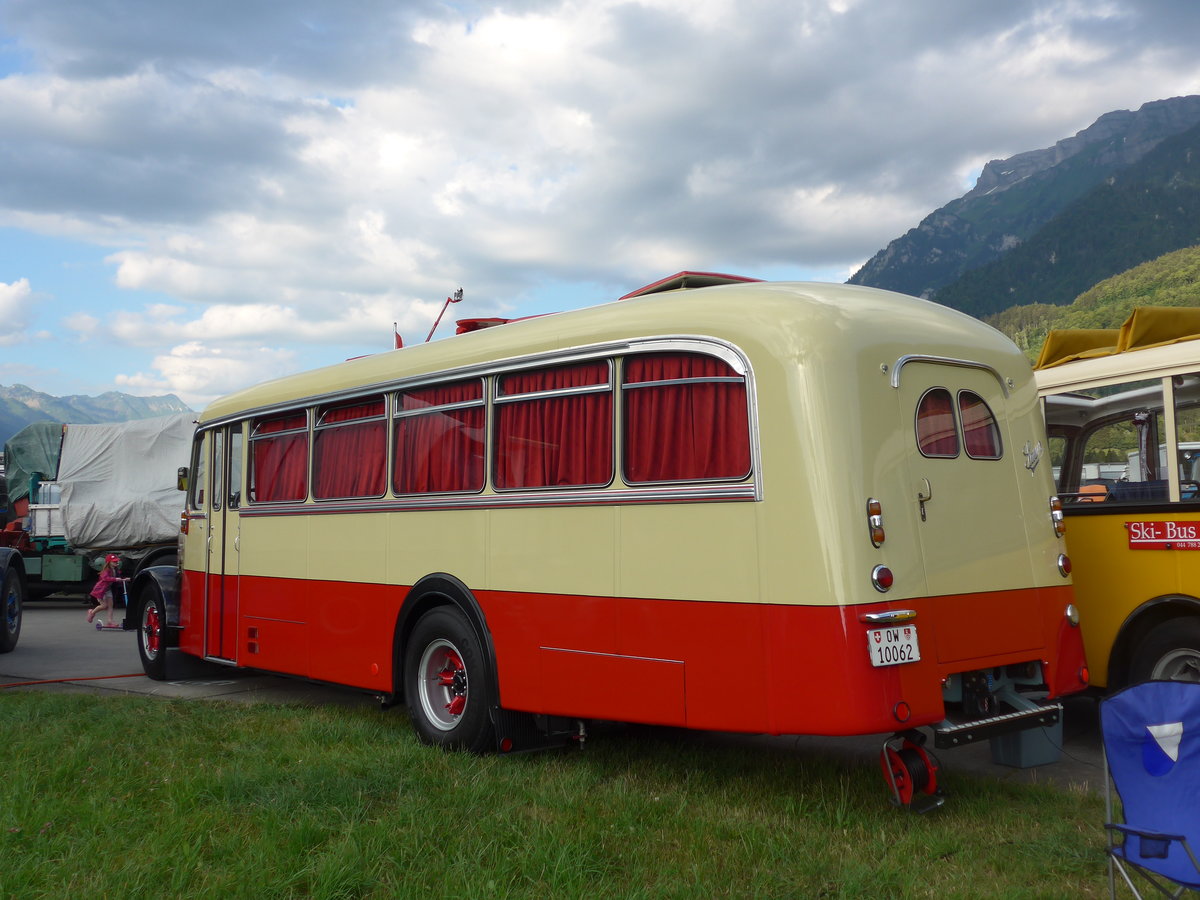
[0, 413, 194, 597]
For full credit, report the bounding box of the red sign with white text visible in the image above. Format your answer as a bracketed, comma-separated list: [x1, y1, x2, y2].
[1127, 521, 1200, 550]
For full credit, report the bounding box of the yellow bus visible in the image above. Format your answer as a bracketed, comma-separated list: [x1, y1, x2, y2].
[1037, 307, 1200, 687]
[131, 273, 1085, 807]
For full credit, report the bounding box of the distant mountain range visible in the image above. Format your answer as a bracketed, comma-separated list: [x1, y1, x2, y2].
[0, 384, 192, 447]
[850, 95, 1200, 318]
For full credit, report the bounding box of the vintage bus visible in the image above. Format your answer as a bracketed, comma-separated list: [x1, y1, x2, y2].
[132, 274, 1086, 807]
[1037, 307, 1200, 688]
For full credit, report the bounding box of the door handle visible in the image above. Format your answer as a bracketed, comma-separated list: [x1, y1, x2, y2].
[917, 478, 932, 522]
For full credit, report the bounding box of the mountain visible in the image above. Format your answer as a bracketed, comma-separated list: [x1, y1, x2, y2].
[848, 95, 1200, 302]
[985, 244, 1200, 360]
[0, 384, 192, 447]
[934, 120, 1200, 316]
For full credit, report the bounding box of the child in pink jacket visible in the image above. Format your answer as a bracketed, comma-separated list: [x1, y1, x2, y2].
[87, 554, 129, 626]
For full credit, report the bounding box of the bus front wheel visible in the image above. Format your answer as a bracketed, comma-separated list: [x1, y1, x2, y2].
[137, 588, 168, 681]
[404, 606, 495, 752]
[1131, 617, 1200, 683]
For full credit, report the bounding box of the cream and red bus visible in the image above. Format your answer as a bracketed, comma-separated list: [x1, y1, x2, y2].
[1037, 307, 1200, 688]
[132, 274, 1086, 806]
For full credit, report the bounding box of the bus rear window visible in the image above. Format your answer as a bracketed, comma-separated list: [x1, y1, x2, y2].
[622, 352, 750, 483]
[916, 388, 959, 458]
[250, 412, 309, 503]
[393, 380, 485, 494]
[959, 391, 1002, 459]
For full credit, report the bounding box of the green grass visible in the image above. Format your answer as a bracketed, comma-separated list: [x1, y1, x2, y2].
[0, 692, 1108, 899]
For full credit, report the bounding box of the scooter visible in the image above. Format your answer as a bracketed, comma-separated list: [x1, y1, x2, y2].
[94, 582, 129, 631]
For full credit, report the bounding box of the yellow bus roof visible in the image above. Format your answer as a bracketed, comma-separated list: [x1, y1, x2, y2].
[1035, 306, 1200, 370]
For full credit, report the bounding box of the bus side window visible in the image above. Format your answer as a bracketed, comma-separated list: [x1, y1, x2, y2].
[249, 412, 309, 503]
[228, 427, 243, 509]
[621, 352, 751, 483]
[189, 434, 207, 509]
[494, 361, 613, 490]
[393, 379, 485, 494]
[313, 397, 386, 500]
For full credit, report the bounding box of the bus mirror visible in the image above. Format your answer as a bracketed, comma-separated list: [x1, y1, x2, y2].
[177, 466, 189, 492]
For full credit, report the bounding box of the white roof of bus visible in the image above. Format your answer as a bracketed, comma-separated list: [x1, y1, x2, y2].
[199, 280, 1024, 425]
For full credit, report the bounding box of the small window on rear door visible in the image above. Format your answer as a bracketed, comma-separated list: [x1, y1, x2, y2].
[915, 388, 959, 458]
[959, 390, 1002, 460]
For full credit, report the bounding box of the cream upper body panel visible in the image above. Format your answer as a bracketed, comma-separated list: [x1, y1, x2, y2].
[198, 282, 1057, 605]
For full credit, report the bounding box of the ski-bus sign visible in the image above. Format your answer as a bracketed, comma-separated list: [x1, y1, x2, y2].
[1127, 521, 1200, 550]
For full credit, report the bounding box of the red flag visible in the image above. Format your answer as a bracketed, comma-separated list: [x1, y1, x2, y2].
[394, 323, 404, 349]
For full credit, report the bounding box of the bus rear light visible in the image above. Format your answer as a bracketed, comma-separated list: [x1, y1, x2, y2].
[1057, 554, 1072, 577]
[871, 565, 894, 592]
[1049, 496, 1066, 537]
[180, 511, 189, 535]
[1080, 665, 1090, 685]
[866, 498, 885, 546]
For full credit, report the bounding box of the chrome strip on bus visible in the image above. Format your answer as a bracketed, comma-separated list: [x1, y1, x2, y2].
[859, 609, 917, 624]
[889, 354, 1010, 397]
[239, 483, 759, 517]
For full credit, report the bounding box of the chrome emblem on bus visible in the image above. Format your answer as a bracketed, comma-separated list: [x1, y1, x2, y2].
[1023, 440, 1043, 474]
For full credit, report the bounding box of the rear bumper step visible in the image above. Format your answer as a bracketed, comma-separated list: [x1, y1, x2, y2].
[932, 701, 1062, 750]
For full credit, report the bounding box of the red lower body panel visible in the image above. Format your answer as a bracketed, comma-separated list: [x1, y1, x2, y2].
[179, 569, 1085, 736]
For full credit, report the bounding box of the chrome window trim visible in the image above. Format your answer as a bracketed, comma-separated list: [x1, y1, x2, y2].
[201, 336, 749, 430]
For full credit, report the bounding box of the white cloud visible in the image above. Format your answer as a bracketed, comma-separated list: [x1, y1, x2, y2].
[116, 341, 300, 407]
[0, 278, 35, 346]
[0, 0, 1196, 401]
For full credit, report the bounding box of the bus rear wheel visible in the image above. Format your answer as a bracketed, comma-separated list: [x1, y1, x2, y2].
[137, 588, 168, 681]
[1131, 617, 1200, 683]
[404, 606, 495, 752]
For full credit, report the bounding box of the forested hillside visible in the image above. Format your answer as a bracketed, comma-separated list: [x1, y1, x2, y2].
[985, 244, 1200, 359]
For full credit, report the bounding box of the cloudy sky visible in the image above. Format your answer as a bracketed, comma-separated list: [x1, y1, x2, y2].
[0, 0, 1197, 409]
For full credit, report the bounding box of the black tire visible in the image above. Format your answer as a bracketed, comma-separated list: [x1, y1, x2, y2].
[137, 586, 168, 681]
[403, 606, 495, 752]
[1130, 617, 1200, 683]
[0, 567, 23, 653]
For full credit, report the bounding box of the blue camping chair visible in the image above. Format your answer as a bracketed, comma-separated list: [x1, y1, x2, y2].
[1101, 680, 1200, 898]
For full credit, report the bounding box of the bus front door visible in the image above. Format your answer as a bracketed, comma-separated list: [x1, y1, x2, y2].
[203, 425, 242, 663]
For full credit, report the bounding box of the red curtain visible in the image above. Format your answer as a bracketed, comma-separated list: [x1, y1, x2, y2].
[495, 362, 612, 488]
[622, 353, 750, 483]
[252, 413, 309, 502]
[313, 399, 386, 499]
[915, 389, 958, 457]
[393, 381, 485, 493]
[959, 391, 1002, 459]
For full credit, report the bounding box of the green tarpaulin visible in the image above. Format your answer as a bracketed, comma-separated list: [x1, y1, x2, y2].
[3, 421, 65, 504]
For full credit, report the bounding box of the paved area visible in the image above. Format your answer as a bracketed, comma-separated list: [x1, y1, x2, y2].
[2, 597, 1107, 793]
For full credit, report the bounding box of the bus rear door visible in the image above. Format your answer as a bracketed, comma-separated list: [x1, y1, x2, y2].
[895, 360, 1044, 656]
